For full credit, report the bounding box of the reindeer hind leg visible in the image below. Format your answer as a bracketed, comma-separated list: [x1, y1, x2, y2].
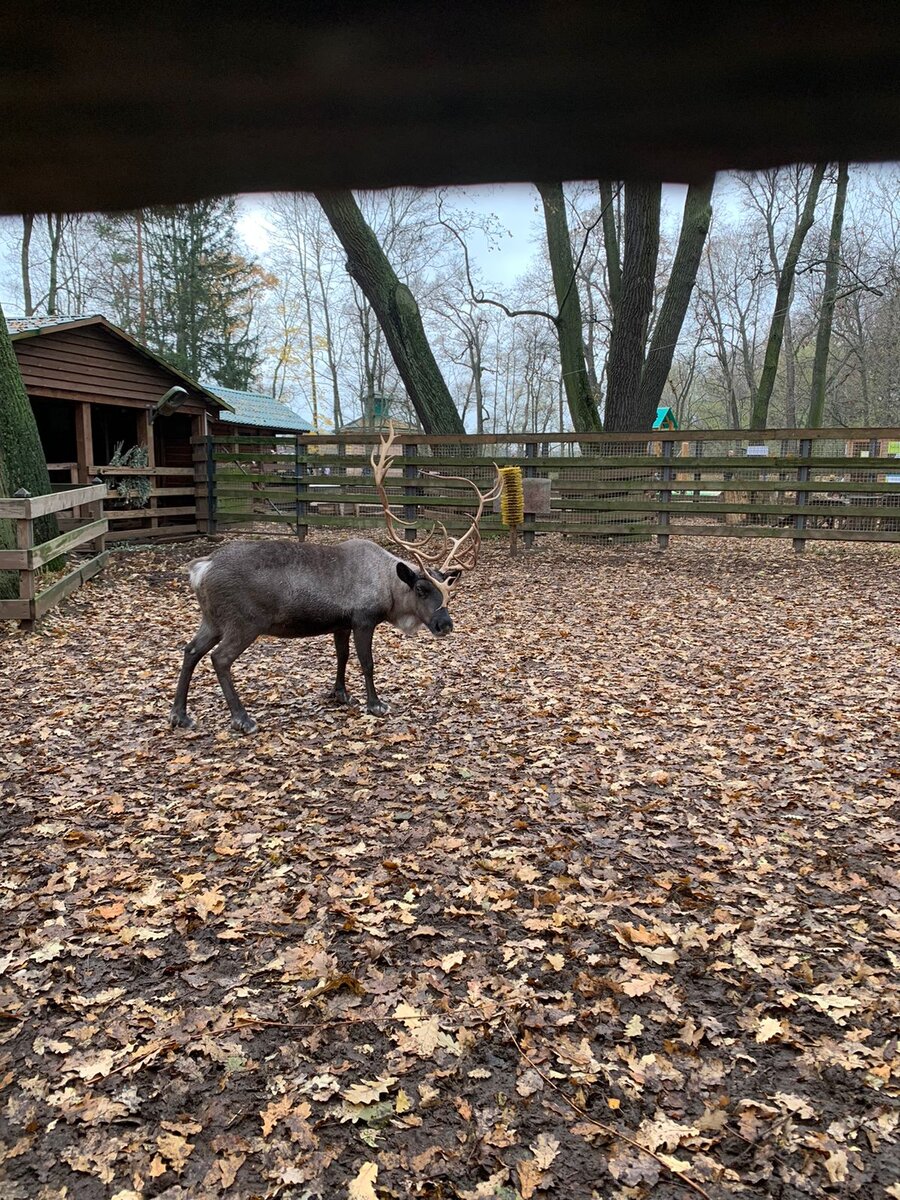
[210, 630, 260, 734]
[170, 620, 221, 729]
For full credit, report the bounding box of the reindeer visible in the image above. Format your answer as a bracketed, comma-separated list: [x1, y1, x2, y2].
[170, 427, 501, 732]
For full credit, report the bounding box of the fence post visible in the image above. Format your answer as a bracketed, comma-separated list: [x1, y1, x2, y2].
[693, 438, 703, 502]
[17, 510, 36, 628]
[657, 439, 674, 549]
[404, 441, 419, 541]
[793, 437, 813, 553]
[87, 491, 106, 555]
[295, 436, 308, 541]
[206, 436, 217, 536]
[524, 442, 537, 549]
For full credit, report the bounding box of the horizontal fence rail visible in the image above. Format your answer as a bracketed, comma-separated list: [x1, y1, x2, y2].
[200, 428, 900, 550]
[0, 484, 108, 624]
[91, 464, 199, 543]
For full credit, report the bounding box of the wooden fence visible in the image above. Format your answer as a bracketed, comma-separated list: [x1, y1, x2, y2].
[201, 426, 900, 551]
[0, 484, 108, 624]
[92, 464, 198, 543]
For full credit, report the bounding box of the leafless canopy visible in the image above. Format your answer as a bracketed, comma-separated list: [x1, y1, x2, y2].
[370, 424, 502, 582]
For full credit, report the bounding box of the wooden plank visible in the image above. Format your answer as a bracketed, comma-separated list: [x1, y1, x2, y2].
[16, 518, 34, 603]
[25, 483, 106, 518]
[540, 477, 900, 495]
[215, 511, 298, 524]
[105, 524, 198, 543]
[213, 452, 299, 464]
[546, 498, 900, 519]
[105, 506, 197, 520]
[121, 486, 196, 498]
[290, 452, 900, 471]
[33, 551, 110, 619]
[0, 498, 28, 517]
[74, 401, 92, 485]
[92, 465, 194, 476]
[0, 549, 28, 569]
[535, 521, 900, 543]
[0, 599, 34, 621]
[30, 519, 108, 568]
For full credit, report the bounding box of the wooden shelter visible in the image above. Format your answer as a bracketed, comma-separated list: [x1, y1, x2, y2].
[8, 315, 228, 540]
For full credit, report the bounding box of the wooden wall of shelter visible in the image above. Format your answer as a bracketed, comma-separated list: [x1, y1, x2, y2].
[9, 317, 223, 541]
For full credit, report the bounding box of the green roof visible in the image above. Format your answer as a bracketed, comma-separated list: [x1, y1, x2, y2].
[653, 406, 679, 429]
[206, 386, 311, 432]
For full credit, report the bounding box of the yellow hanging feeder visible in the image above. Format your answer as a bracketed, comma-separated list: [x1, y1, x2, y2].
[499, 466, 524, 554]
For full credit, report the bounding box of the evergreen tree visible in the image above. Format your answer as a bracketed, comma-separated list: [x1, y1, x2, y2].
[0, 300, 56, 600]
[97, 199, 266, 388]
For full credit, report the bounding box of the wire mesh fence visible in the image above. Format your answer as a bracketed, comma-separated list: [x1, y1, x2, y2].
[202, 427, 900, 549]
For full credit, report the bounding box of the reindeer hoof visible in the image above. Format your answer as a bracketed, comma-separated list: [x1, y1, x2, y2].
[231, 715, 258, 734]
[170, 709, 196, 730]
[366, 701, 390, 718]
[328, 688, 358, 707]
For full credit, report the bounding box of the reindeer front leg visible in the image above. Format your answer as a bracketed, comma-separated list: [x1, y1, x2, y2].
[328, 629, 357, 705]
[353, 624, 389, 717]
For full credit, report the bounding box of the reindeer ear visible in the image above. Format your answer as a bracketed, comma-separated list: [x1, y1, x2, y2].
[396, 561, 418, 589]
[444, 569, 462, 586]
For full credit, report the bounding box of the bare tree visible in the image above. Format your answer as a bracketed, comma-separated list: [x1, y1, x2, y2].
[808, 164, 849, 426]
[748, 164, 825, 428]
[316, 189, 464, 435]
[605, 182, 661, 431]
[535, 182, 603, 432]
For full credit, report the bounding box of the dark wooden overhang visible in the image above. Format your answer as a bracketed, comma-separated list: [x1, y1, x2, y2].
[10, 317, 229, 415]
[3, 1, 900, 214]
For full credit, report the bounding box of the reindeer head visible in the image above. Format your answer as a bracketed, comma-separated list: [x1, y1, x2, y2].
[371, 424, 501, 638]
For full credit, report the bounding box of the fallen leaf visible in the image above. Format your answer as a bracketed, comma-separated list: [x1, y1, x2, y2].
[348, 1161, 379, 1199]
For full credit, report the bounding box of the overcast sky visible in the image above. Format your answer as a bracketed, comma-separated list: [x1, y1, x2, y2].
[236, 182, 699, 291]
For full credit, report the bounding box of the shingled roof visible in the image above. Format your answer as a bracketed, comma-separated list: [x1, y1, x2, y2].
[206, 385, 311, 433]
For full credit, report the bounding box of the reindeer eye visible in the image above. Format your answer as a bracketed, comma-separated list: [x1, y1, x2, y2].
[414, 580, 431, 597]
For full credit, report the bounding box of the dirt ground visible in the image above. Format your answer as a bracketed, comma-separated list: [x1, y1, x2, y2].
[1, 533, 898, 1199]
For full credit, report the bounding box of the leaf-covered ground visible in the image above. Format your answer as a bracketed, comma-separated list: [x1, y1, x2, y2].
[1, 534, 898, 1200]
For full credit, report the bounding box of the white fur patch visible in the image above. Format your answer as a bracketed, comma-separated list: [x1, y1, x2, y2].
[393, 612, 423, 637]
[187, 558, 212, 590]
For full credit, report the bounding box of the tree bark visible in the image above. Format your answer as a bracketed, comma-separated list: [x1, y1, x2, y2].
[21, 215, 34, 318]
[46, 214, 63, 316]
[0, 299, 57, 599]
[605, 182, 661, 432]
[808, 163, 849, 427]
[638, 177, 714, 420]
[750, 163, 825, 429]
[599, 181, 622, 313]
[315, 189, 464, 435]
[535, 182, 602, 432]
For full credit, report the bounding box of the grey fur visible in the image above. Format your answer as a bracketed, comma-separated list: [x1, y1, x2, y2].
[170, 538, 457, 731]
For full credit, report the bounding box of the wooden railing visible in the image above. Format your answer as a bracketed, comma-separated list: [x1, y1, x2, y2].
[91, 464, 197, 542]
[0, 484, 108, 624]
[202, 427, 900, 550]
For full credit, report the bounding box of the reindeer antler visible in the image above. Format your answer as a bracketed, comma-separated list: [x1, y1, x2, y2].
[370, 423, 501, 578]
[418, 467, 503, 573]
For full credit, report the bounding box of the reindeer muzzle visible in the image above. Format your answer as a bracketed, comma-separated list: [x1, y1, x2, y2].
[429, 612, 453, 638]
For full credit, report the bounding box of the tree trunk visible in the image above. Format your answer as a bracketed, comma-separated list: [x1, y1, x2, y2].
[535, 182, 602, 432]
[638, 177, 714, 419]
[0, 299, 57, 600]
[782, 305, 797, 426]
[314, 239, 344, 430]
[808, 163, 849, 427]
[605, 182, 661, 432]
[599, 181, 622, 313]
[21, 215, 35, 318]
[750, 163, 825, 429]
[315, 190, 464, 435]
[46, 214, 63, 316]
